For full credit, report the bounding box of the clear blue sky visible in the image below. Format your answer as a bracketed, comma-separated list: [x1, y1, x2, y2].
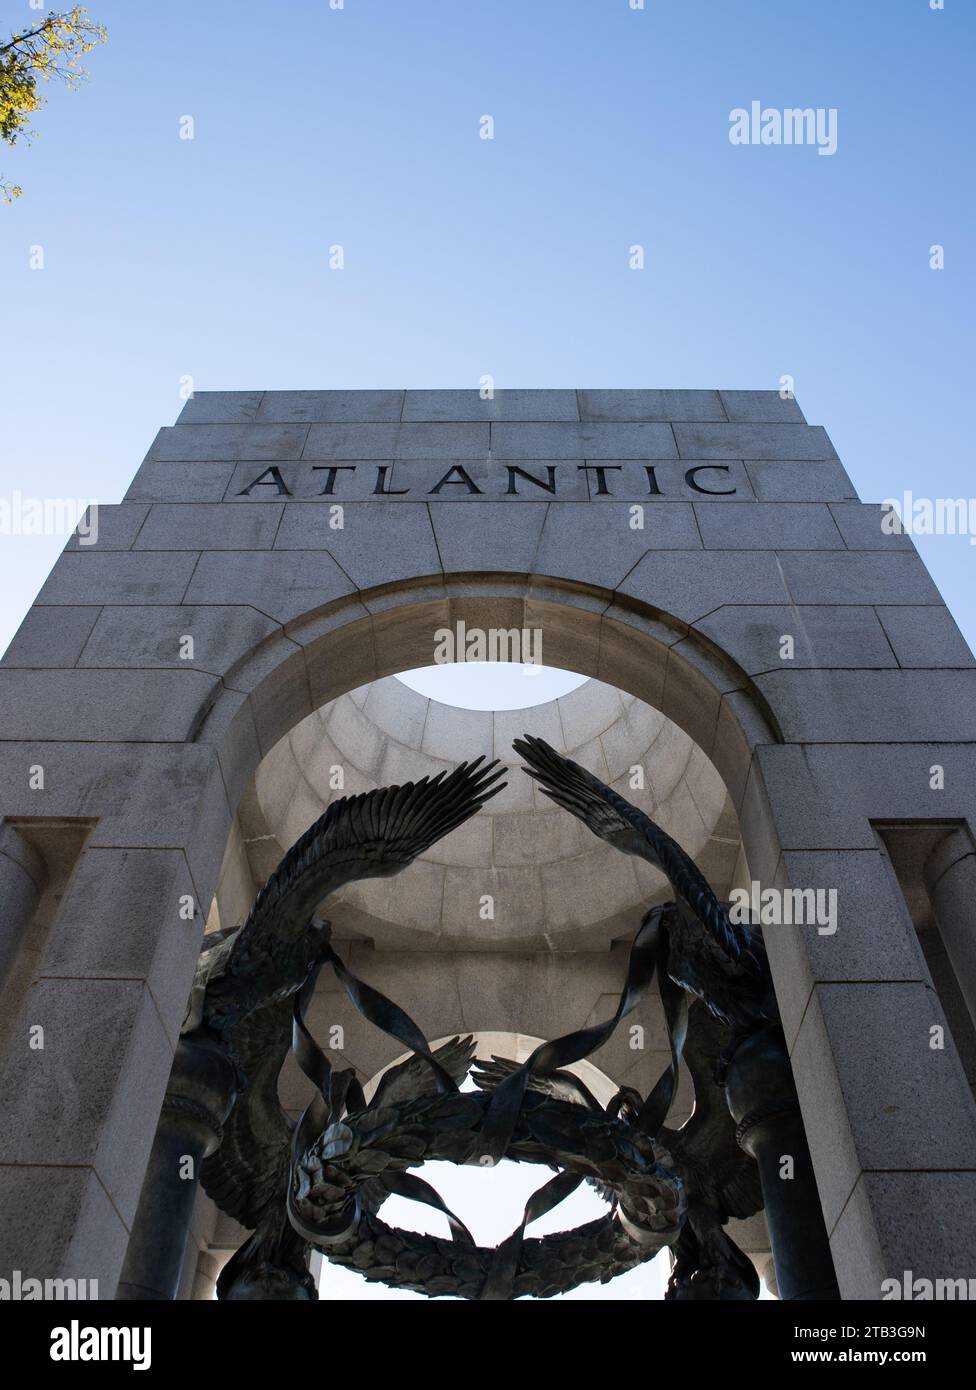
[1, 0, 973, 655]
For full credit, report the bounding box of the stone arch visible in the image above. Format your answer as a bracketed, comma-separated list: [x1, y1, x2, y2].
[191, 574, 782, 889]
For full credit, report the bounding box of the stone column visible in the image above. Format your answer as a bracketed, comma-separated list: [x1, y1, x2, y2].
[725, 1026, 839, 1302]
[116, 1035, 237, 1301]
[189, 1250, 224, 1302]
[0, 826, 46, 1051]
[924, 830, 976, 1056]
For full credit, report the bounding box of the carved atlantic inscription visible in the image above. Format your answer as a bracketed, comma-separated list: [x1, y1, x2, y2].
[236, 463, 739, 498]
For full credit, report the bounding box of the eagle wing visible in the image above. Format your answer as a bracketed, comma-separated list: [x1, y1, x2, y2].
[199, 761, 506, 1228]
[231, 757, 506, 970]
[369, 1035, 478, 1109]
[470, 1054, 604, 1112]
[514, 735, 747, 968]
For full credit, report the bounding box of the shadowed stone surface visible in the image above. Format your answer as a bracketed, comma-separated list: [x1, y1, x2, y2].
[745, 460, 857, 502]
[257, 390, 404, 423]
[579, 389, 726, 422]
[491, 421, 678, 459]
[305, 422, 489, 459]
[134, 503, 283, 551]
[877, 605, 976, 668]
[719, 390, 806, 423]
[125, 461, 237, 503]
[620, 551, 791, 623]
[185, 550, 357, 624]
[791, 983, 976, 1234]
[37, 552, 200, 605]
[674, 423, 837, 460]
[403, 389, 578, 421]
[695, 502, 844, 550]
[831, 1172, 976, 1298]
[150, 424, 309, 461]
[692, 605, 898, 672]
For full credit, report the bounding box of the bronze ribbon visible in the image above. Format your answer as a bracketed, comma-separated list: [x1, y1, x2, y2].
[323, 941, 461, 1097]
[379, 1170, 476, 1247]
[289, 907, 690, 1286]
[636, 933, 689, 1136]
[291, 965, 332, 1163]
[477, 1170, 584, 1300]
[288, 937, 476, 1252]
[478, 905, 680, 1163]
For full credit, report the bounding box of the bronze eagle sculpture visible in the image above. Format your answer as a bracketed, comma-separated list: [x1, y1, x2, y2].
[178, 741, 767, 1300]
